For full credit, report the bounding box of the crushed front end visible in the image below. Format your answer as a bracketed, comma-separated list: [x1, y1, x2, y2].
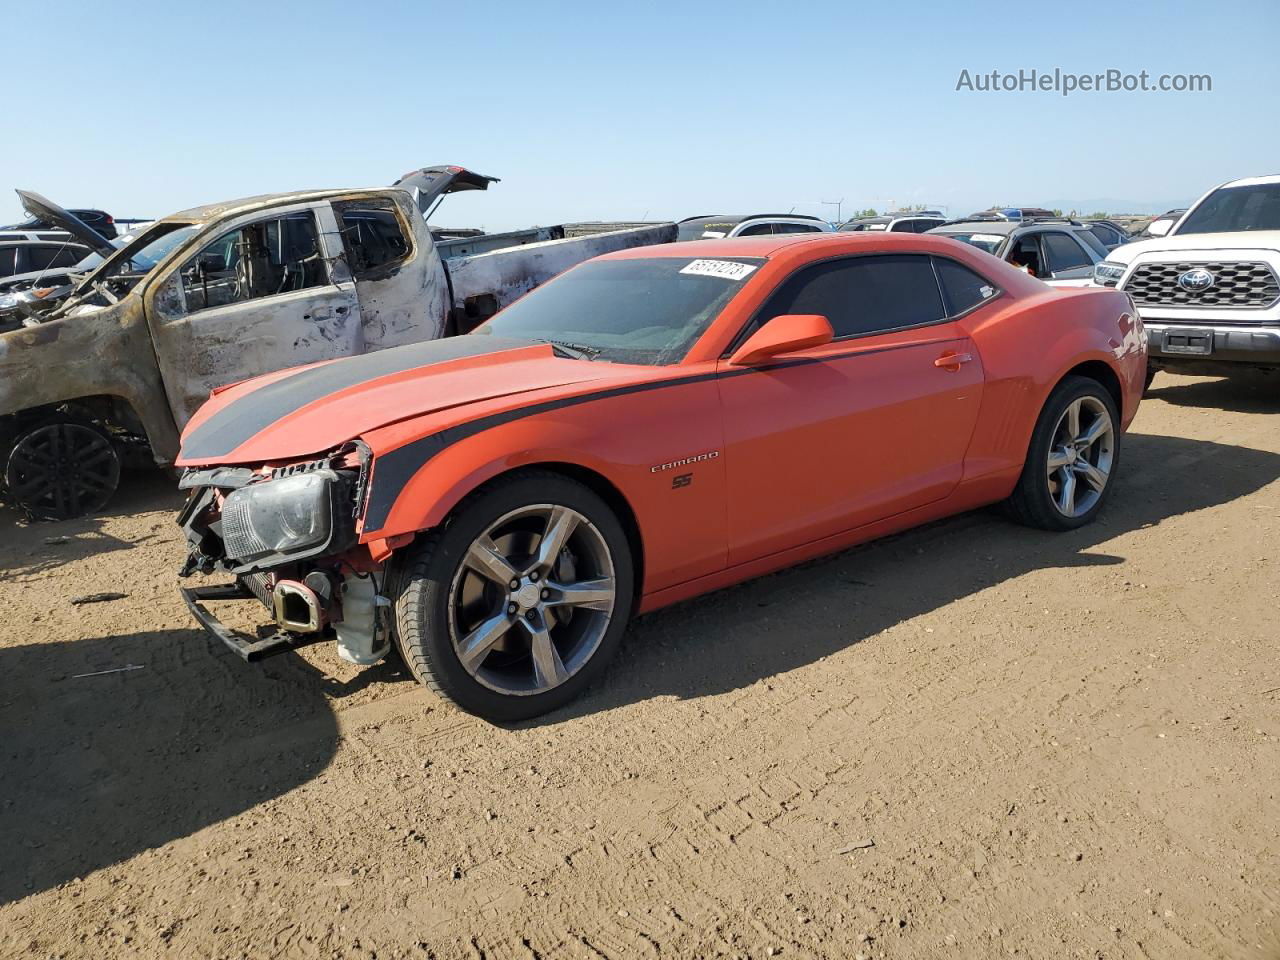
[177, 444, 393, 665]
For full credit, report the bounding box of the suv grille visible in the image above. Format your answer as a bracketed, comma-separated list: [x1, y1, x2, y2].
[1123, 261, 1280, 309]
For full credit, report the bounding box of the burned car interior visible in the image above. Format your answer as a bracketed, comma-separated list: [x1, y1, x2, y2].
[180, 213, 327, 312]
[336, 199, 411, 277]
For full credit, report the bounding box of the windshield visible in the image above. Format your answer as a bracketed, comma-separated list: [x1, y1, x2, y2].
[59, 221, 202, 310]
[840, 222, 887, 232]
[938, 231, 1007, 256]
[64, 237, 129, 273]
[114, 223, 201, 271]
[473, 256, 764, 365]
[1178, 183, 1280, 235]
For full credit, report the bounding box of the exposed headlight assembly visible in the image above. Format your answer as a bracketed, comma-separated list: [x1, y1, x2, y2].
[221, 470, 355, 571]
[1093, 261, 1126, 287]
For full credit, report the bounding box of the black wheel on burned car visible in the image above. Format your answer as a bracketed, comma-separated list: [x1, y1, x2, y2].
[3, 418, 121, 520]
[392, 471, 635, 721]
[1006, 375, 1121, 532]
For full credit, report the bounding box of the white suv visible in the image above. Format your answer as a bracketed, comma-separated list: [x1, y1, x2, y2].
[1092, 175, 1280, 377]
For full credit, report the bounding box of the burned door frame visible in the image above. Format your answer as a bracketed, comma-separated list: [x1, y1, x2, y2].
[329, 191, 450, 351]
[142, 200, 365, 427]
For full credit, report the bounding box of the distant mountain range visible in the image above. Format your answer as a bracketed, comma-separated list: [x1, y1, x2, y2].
[1040, 196, 1191, 216]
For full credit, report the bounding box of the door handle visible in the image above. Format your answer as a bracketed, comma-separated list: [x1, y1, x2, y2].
[934, 352, 973, 370]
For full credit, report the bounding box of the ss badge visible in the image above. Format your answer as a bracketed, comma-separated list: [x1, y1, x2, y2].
[671, 473, 692, 489]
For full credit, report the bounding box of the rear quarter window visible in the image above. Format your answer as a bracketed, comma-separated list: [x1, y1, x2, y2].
[934, 258, 999, 314]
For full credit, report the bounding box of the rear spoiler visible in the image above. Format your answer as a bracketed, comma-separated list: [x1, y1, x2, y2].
[392, 165, 499, 217]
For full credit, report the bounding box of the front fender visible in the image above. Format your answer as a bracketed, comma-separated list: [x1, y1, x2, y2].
[357, 375, 729, 594]
[0, 300, 180, 461]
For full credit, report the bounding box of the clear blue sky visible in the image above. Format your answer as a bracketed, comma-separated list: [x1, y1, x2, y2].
[2, 0, 1276, 228]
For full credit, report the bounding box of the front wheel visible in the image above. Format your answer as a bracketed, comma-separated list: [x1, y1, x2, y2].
[392, 472, 634, 721]
[1006, 376, 1121, 531]
[4, 419, 121, 520]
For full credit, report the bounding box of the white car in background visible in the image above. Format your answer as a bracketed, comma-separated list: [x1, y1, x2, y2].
[675, 214, 833, 240]
[837, 211, 947, 233]
[1092, 175, 1280, 379]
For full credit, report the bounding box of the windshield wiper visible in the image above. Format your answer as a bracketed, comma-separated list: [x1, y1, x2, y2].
[534, 338, 603, 361]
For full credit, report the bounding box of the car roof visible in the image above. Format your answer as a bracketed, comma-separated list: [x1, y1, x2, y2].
[0, 237, 88, 247]
[678, 213, 825, 228]
[598, 231, 990, 261]
[931, 220, 1021, 235]
[160, 187, 399, 225]
[1220, 174, 1280, 188]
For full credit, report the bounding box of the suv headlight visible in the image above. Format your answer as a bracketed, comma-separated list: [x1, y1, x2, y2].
[221, 471, 346, 568]
[1093, 261, 1126, 287]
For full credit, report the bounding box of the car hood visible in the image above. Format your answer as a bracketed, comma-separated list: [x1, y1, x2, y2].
[1108, 230, 1280, 263]
[176, 336, 629, 466]
[15, 190, 115, 258]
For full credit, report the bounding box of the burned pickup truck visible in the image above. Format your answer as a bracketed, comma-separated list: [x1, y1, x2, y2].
[0, 165, 675, 519]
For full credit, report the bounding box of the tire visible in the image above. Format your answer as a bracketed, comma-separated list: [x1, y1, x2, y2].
[3, 418, 121, 521]
[392, 471, 635, 721]
[1006, 376, 1121, 532]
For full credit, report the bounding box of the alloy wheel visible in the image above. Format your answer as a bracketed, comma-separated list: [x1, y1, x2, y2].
[5, 422, 120, 520]
[1046, 396, 1114, 519]
[447, 504, 616, 696]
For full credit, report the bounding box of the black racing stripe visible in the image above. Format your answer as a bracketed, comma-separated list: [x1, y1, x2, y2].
[361, 372, 720, 532]
[181, 336, 534, 460]
[360, 342, 917, 533]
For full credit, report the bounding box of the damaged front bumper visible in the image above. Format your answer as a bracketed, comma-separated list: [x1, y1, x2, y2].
[177, 456, 393, 666]
[181, 581, 329, 662]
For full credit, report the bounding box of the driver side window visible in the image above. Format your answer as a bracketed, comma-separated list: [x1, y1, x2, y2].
[178, 211, 327, 313]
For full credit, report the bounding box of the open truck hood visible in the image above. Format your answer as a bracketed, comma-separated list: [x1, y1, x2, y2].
[176, 336, 625, 466]
[15, 190, 115, 258]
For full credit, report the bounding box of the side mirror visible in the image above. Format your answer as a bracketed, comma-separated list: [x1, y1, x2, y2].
[728, 314, 834, 366]
[1146, 219, 1172, 237]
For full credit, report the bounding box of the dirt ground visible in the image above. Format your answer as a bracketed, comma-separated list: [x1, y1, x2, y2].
[1, 371, 1277, 960]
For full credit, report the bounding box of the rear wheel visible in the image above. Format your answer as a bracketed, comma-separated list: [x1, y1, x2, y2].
[4, 418, 121, 520]
[393, 472, 634, 721]
[1006, 376, 1120, 531]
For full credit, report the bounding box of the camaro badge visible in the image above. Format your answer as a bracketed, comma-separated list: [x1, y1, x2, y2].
[650, 451, 720, 473]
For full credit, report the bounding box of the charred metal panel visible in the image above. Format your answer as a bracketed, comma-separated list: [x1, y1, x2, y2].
[337, 192, 450, 352]
[0, 298, 181, 462]
[445, 223, 678, 316]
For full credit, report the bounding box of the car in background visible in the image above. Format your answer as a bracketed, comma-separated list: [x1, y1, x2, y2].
[0, 237, 94, 280]
[1092, 176, 1280, 379]
[176, 231, 1144, 720]
[676, 214, 832, 240]
[838, 212, 947, 234]
[0, 233, 148, 328]
[927, 217, 1105, 286]
[1081, 219, 1130, 250]
[0, 206, 120, 240]
[968, 207, 1057, 221]
[1135, 208, 1188, 240]
[0, 190, 119, 283]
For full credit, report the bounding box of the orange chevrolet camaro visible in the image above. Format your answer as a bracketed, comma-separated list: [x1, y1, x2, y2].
[176, 233, 1146, 720]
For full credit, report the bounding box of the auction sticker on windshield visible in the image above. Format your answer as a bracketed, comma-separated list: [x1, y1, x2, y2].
[679, 259, 758, 281]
